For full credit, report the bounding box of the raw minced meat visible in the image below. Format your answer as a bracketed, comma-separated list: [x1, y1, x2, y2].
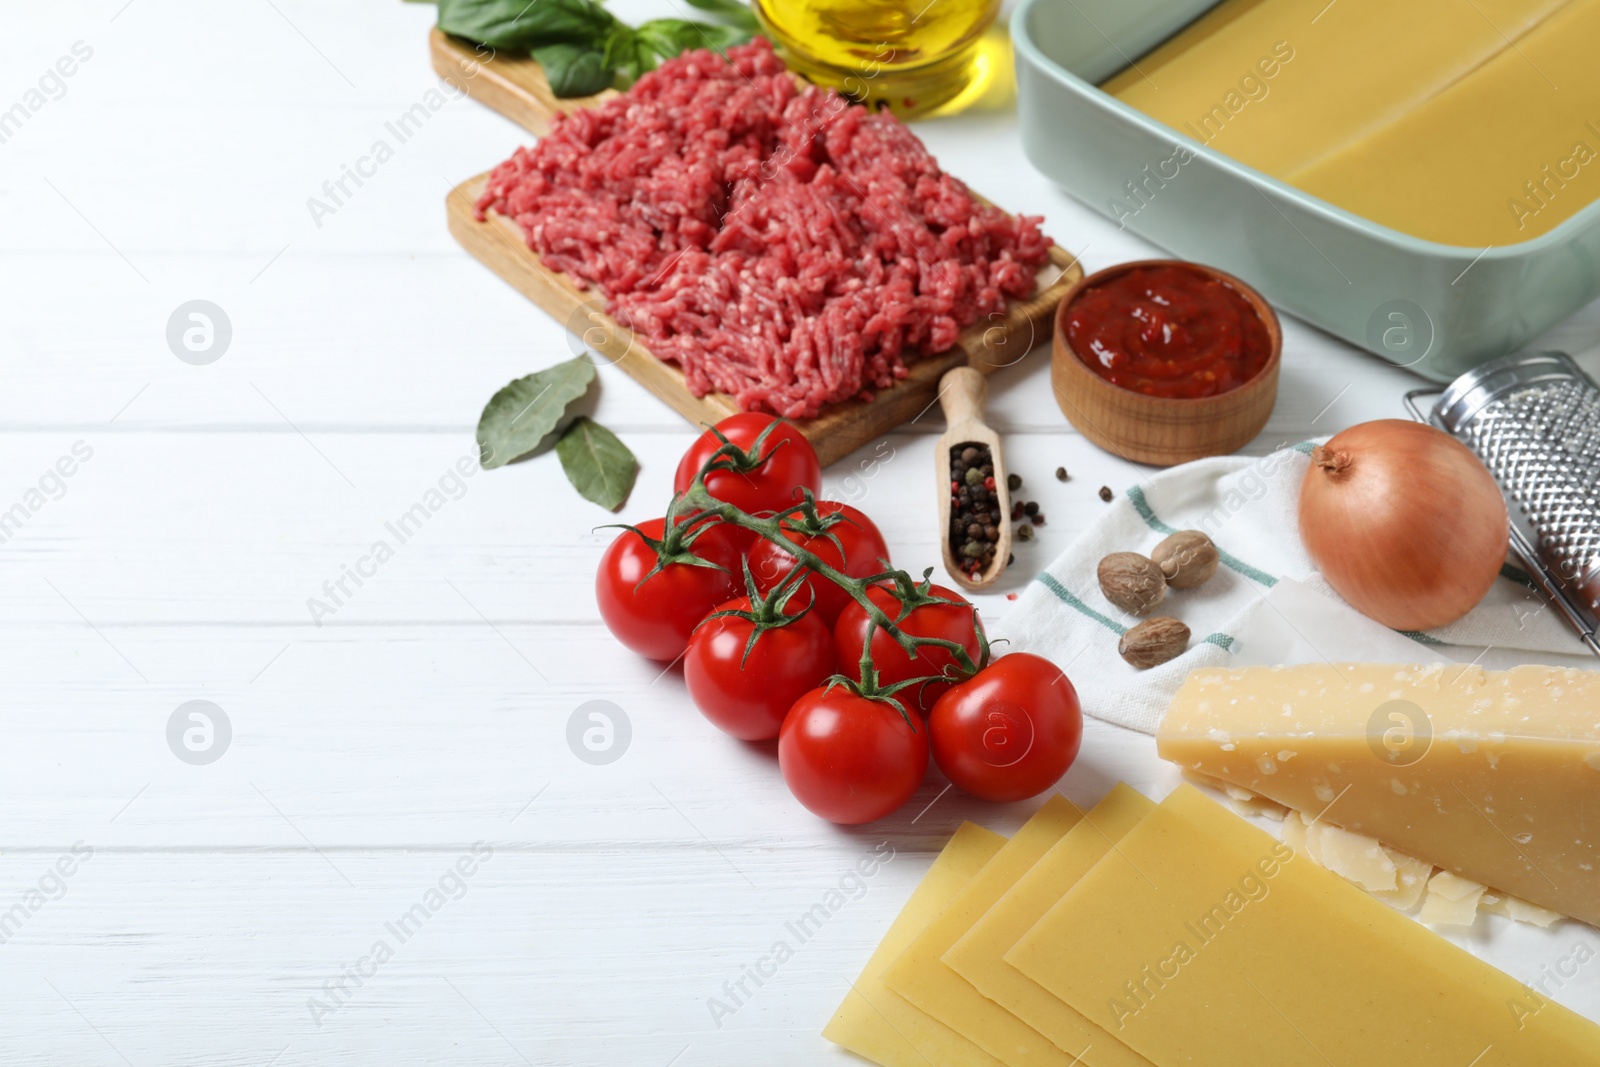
[475, 38, 1051, 419]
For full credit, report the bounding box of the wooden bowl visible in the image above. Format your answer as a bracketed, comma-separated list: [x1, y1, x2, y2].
[1051, 260, 1281, 467]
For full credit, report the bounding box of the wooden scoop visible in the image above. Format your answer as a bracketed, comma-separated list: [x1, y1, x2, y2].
[936, 367, 1013, 592]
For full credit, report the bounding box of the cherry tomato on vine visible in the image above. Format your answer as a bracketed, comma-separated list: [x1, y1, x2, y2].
[834, 582, 983, 712]
[748, 502, 891, 625]
[674, 413, 823, 518]
[595, 518, 742, 662]
[779, 687, 928, 824]
[684, 596, 837, 741]
[928, 653, 1083, 803]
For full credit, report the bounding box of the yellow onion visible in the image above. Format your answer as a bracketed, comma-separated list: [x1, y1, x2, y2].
[1299, 419, 1507, 631]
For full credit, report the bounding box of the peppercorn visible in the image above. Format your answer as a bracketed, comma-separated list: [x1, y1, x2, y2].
[949, 441, 1003, 578]
[1007, 473, 1022, 491]
[1023, 501, 1039, 517]
[1017, 524, 1033, 541]
[1056, 467, 1069, 482]
[1099, 485, 1114, 502]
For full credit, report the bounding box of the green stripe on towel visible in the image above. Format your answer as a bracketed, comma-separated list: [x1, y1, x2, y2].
[1037, 574, 1127, 635]
[1498, 562, 1541, 594]
[1123, 485, 1180, 537]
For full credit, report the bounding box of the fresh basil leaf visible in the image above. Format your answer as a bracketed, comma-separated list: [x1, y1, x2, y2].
[636, 18, 751, 60]
[534, 42, 615, 96]
[679, 0, 760, 31]
[476, 356, 596, 469]
[437, 0, 615, 51]
[602, 25, 657, 84]
[556, 417, 638, 511]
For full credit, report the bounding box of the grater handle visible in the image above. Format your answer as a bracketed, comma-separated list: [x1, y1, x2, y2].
[1402, 387, 1444, 422]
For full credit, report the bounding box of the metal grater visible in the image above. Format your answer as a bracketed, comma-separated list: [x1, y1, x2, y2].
[1406, 351, 1600, 658]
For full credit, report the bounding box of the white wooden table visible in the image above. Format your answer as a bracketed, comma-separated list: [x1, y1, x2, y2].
[6, 2, 1600, 1063]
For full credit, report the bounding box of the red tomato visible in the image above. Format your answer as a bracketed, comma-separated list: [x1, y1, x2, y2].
[928, 653, 1083, 803]
[779, 687, 928, 824]
[834, 583, 983, 712]
[748, 502, 891, 625]
[684, 597, 837, 741]
[595, 518, 741, 663]
[674, 413, 823, 518]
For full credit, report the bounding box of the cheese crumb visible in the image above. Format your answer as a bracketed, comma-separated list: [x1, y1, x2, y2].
[1419, 871, 1487, 926]
[1311, 823, 1397, 892]
[1482, 893, 1563, 927]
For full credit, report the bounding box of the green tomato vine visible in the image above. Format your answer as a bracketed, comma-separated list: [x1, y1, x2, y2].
[664, 420, 992, 723]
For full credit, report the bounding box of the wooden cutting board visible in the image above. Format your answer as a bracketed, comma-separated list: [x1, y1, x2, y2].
[433, 29, 1081, 466]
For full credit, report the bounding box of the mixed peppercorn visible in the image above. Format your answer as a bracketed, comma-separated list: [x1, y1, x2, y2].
[949, 444, 1002, 577]
[948, 444, 1060, 578]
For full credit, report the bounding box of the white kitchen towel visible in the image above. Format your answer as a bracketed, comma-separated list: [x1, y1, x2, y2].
[990, 442, 1594, 734]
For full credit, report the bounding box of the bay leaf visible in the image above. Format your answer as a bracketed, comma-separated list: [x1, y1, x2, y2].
[476, 356, 595, 469]
[556, 417, 638, 511]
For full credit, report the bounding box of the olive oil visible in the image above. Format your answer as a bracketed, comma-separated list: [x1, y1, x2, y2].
[754, 0, 1000, 117]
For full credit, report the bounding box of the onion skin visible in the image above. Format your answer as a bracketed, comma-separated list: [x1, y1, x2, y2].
[1299, 420, 1508, 631]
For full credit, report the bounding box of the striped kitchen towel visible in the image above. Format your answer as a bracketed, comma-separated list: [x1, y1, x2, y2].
[989, 443, 1591, 734]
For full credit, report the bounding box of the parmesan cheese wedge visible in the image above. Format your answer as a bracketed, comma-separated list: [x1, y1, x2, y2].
[1159, 663, 1600, 927]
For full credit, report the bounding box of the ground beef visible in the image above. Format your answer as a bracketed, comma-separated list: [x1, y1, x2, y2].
[475, 38, 1051, 419]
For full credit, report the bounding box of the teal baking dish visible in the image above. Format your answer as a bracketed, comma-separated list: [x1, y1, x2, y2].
[1011, 0, 1600, 382]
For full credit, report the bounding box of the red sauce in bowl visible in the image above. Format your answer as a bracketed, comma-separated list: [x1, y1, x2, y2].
[1064, 265, 1272, 399]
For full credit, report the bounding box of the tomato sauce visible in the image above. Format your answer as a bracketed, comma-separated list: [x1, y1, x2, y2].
[1064, 265, 1272, 398]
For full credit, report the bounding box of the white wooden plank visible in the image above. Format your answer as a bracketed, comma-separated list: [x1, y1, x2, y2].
[0, 617, 1166, 848]
[0, 427, 1279, 630]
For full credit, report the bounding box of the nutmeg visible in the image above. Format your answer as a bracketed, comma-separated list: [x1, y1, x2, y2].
[1150, 530, 1220, 589]
[1118, 616, 1190, 669]
[1097, 552, 1167, 615]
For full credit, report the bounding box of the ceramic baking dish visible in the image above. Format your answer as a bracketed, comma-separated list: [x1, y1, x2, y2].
[1011, 0, 1600, 382]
